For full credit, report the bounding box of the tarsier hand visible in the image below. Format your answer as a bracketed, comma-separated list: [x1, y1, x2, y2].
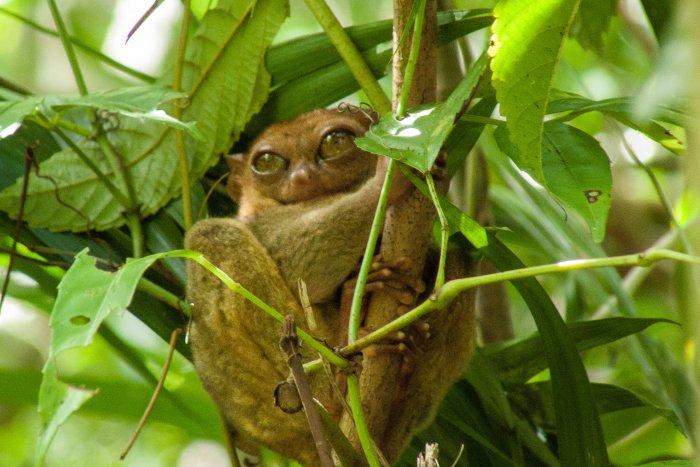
[185, 105, 475, 465]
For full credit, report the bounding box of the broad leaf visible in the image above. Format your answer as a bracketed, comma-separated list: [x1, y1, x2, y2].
[0, 0, 288, 232]
[495, 122, 612, 242]
[355, 52, 489, 172]
[489, 0, 581, 182]
[36, 250, 161, 463]
[571, 0, 615, 51]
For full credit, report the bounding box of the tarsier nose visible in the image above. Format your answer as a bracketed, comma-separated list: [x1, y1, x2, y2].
[290, 167, 314, 185]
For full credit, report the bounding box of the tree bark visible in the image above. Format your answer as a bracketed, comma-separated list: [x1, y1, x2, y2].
[340, 0, 439, 461]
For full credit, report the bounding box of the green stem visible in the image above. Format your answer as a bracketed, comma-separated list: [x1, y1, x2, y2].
[137, 277, 191, 317]
[348, 160, 397, 343]
[45, 121, 132, 208]
[304, 0, 391, 114]
[95, 134, 143, 256]
[46, 0, 88, 95]
[95, 137, 135, 209]
[172, 0, 193, 229]
[166, 250, 350, 368]
[346, 374, 381, 467]
[342, 248, 700, 355]
[396, 0, 426, 115]
[0, 7, 154, 82]
[425, 173, 447, 290]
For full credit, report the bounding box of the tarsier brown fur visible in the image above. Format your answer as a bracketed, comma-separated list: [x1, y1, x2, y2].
[185, 106, 475, 465]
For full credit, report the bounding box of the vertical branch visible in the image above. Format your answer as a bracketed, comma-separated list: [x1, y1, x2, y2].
[341, 0, 439, 460]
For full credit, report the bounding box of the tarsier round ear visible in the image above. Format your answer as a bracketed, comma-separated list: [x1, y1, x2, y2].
[225, 153, 246, 203]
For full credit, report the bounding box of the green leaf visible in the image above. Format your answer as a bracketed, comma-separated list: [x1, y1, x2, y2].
[355, 52, 489, 172]
[484, 317, 677, 383]
[489, 0, 581, 182]
[495, 122, 612, 242]
[256, 10, 492, 128]
[181, 0, 290, 177]
[639, 0, 673, 40]
[482, 235, 609, 466]
[0, 0, 288, 232]
[547, 94, 686, 154]
[508, 382, 684, 435]
[266, 9, 492, 87]
[36, 249, 161, 463]
[47, 86, 186, 113]
[571, 0, 615, 51]
[0, 87, 198, 137]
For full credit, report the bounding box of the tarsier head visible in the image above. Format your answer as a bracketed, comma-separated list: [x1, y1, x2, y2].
[227, 106, 378, 216]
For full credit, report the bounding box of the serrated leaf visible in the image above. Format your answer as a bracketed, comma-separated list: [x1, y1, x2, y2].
[182, 0, 289, 178]
[495, 122, 612, 242]
[489, 0, 581, 182]
[0, 0, 288, 232]
[355, 53, 489, 172]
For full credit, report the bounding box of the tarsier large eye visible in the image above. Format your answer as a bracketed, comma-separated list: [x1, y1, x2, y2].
[319, 130, 356, 160]
[252, 152, 288, 174]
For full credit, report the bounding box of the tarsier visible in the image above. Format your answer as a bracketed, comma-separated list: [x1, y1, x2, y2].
[186, 105, 475, 465]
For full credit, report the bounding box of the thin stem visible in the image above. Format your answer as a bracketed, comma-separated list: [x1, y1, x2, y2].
[35, 115, 131, 207]
[172, 0, 193, 229]
[342, 248, 700, 355]
[137, 277, 191, 317]
[396, 0, 426, 116]
[425, 173, 447, 289]
[304, 0, 391, 114]
[348, 160, 397, 343]
[0, 7, 155, 82]
[346, 374, 381, 467]
[620, 127, 692, 254]
[165, 250, 350, 368]
[46, 0, 88, 95]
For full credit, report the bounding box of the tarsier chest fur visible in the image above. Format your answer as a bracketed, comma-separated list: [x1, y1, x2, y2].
[185, 106, 476, 465]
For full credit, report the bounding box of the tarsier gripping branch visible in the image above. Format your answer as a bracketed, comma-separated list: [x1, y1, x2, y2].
[185, 106, 475, 465]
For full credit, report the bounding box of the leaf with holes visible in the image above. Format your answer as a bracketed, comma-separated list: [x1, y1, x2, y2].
[489, 0, 581, 182]
[36, 249, 161, 463]
[495, 122, 612, 242]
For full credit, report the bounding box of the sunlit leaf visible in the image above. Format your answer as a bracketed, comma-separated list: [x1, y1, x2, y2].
[355, 52, 489, 172]
[489, 0, 581, 182]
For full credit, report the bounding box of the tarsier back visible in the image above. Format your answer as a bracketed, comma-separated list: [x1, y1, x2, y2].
[185, 105, 476, 465]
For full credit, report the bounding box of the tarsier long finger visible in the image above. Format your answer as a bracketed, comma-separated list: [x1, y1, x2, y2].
[186, 106, 475, 465]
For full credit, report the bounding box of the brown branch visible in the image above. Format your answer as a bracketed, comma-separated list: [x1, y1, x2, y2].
[279, 315, 334, 467]
[0, 146, 33, 315]
[343, 0, 440, 461]
[120, 327, 183, 460]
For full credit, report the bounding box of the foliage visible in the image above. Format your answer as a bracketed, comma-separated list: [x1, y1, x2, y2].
[0, 0, 696, 466]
